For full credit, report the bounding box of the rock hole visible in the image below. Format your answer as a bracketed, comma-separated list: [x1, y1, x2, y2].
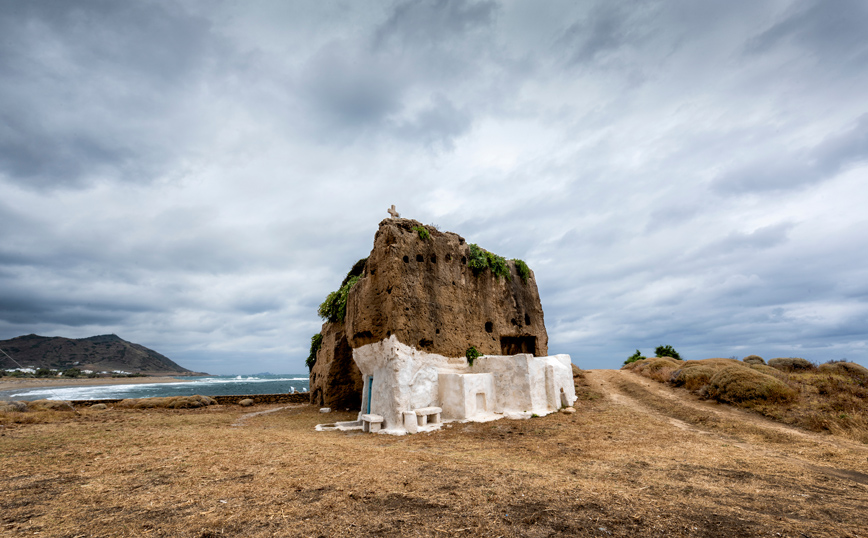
[435, 329, 440, 334]
[524, 314, 531, 325]
[416, 254, 423, 262]
[461, 256, 467, 264]
[485, 321, 493, 333]
[370, 268, 376, 275]
[403, 255, 409, 263]
[430, 254, 437, 264]
[500, 335, 537, 356]
[445, 253, 452, 262]
[511, 318, 518, 326]
[387, 286, 392, 294]
[419, 338, 433, 349]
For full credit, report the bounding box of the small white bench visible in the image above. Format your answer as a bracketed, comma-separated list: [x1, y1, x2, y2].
[361, 413, 384, 433]
[414, 406, 442, 427]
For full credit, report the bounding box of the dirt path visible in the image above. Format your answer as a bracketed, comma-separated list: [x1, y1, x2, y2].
[585, 369, 868, 486]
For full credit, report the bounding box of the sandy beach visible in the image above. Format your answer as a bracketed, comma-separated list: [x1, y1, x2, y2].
[0, 376, 184, 393]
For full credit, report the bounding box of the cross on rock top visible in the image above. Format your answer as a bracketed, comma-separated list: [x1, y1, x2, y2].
[387, 205, 400, 218]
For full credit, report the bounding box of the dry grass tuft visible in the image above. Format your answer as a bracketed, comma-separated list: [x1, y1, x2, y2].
[768, 357, 815, 372]
[819, 361, 868, 382]
[671, 365, 717, 391]
[26, 399, 76, 412]
[623, 356, 681, 383]
[628, 355, 868, 443]
[116, 394, 217, 409]
[706, 366, 797, 405]
[743, 354, 765, 365]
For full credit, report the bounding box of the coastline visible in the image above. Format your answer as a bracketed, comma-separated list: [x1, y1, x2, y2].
[0, 376, 186, 394]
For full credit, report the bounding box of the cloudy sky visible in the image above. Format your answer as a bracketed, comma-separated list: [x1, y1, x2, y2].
[2, 0, 867, 374]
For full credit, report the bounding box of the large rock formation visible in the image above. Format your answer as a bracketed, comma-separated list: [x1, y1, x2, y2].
[309, 218, 548, 408]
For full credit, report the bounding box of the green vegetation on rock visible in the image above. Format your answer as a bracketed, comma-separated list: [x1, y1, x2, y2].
[307, 333, 323, 371]
[412, 225, 430, 240]
[465, 346, 481, 366]
[512, 259, 530, 283]
[467, 244, 511, 280]
[317, 258, 367, 323]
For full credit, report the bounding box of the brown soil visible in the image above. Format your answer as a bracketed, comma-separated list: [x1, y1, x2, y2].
[1, 369, 866, 537]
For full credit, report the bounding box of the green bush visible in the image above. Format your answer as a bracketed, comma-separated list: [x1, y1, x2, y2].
[467, 244, 511, 280]
[307, 333, 323, 371]
[62, 368, 82, 378]
[468, 244, 488, 274]
[655, 345, 682, 361]
[465, 346, 481, 366]
[35, 368, 54, 378]
[624, 349, 645, 366]
[412, 225, 430, 240]
[512, 259, 530, 283]
[317, 258, 367, 323]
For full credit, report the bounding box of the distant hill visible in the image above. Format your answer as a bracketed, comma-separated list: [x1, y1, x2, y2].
[0, 334, 202, 375]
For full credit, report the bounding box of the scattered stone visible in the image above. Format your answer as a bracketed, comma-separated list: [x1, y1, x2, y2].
[319, 407, 331, 413]
[90, 403, 108, 410]
[238, 399, 254, 407]
[560, 407, 576, 414]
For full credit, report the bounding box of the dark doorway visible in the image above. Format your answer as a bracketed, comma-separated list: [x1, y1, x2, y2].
[500, 335, 537, 356]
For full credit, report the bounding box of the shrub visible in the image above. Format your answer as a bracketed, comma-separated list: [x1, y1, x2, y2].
[512, 259, 531, 283]
[671, 366, 716, 391]
[467, 244, 511, 280]
[624, 349, 645, 366]
[307, 333, 323, 371]
[632, 357, 681, 382]
[412, 225, 430, 240]
[467, 244, 489, 274]
[62, 368, 82, 378]
[318, 274, 362, 322]
[465, 346, 481, 366]
[818, 361, 868, 383]
[768, 357, 814, 372]
[706, 366, 796, 405]
[743, 355, 765, 365]
[27, 399, 75, 412]
[655, 345, 682, 361]
[35, 368, 54, 378]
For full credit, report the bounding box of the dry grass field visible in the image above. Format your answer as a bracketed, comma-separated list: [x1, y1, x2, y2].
[2, 369, 867, 537]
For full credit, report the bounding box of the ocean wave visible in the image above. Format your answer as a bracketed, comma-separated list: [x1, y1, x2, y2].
[3, 376, 310, 401]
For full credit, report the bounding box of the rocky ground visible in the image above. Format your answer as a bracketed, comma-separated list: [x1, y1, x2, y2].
[1, 369, 866, 537]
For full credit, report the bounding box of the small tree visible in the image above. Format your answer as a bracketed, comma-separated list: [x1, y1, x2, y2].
[624, 350, 645, 366]
[655, 345, 682, 361]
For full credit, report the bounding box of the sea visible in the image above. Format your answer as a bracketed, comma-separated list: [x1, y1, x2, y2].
[0, 374, 309, 402]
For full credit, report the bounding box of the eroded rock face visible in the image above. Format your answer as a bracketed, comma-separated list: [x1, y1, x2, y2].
[309, 320, 363, 409]
[348, 218, 548, 357]
[310, 217, 549, 408]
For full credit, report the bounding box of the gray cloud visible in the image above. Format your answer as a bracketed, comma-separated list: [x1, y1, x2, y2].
[1, 0, 867, 373]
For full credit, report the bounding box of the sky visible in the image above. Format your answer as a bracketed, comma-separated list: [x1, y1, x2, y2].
[1, 0, 867, 374]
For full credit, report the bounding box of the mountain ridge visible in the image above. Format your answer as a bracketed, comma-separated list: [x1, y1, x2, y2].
[0, 334, 203, 375]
